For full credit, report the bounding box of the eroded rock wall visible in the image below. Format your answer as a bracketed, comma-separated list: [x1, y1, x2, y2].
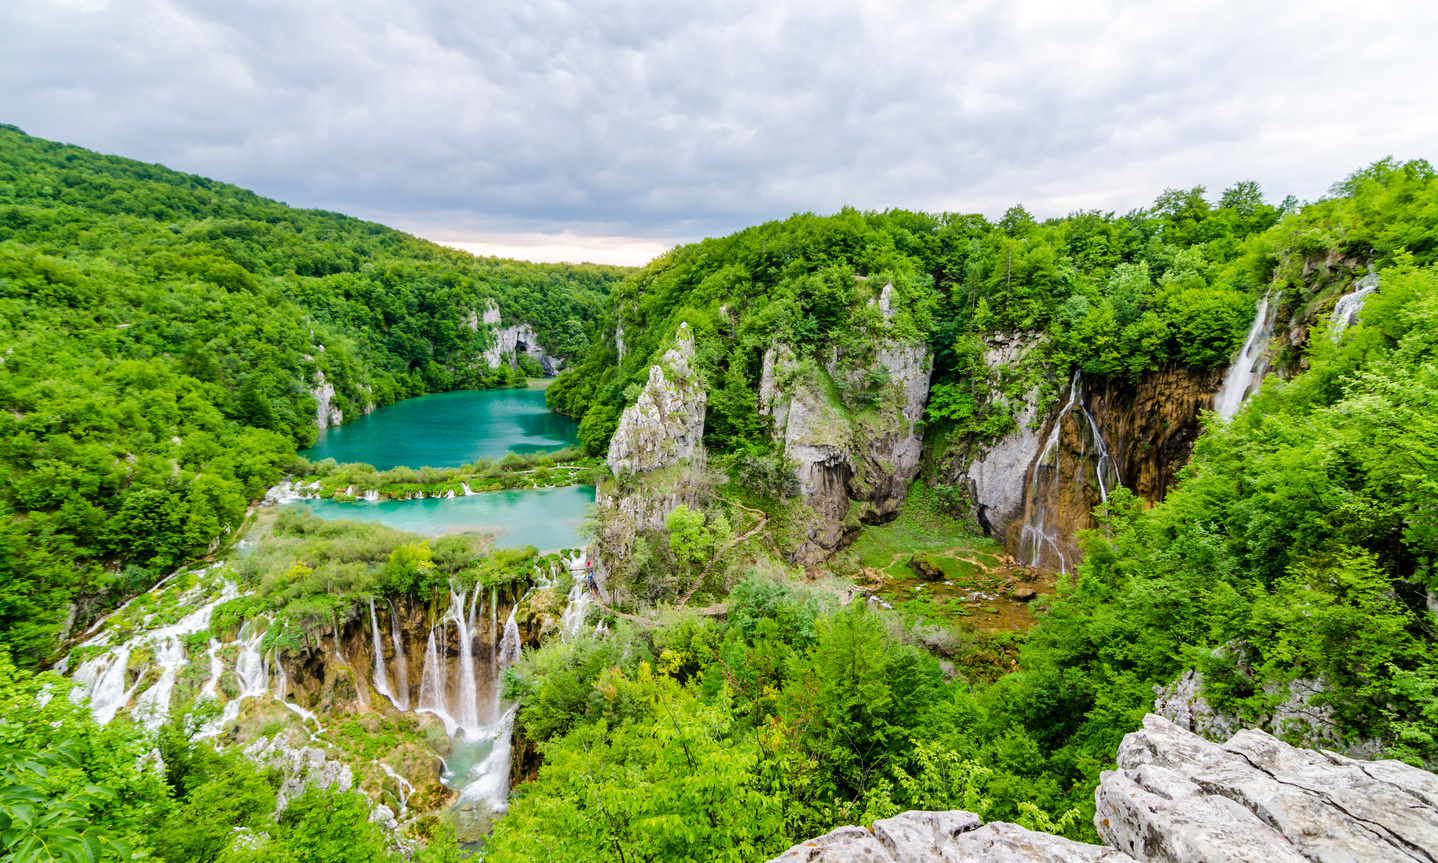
[594, 323, 710, 581]
[759, 322, 932, 564]
[936, 348, 1223, 569]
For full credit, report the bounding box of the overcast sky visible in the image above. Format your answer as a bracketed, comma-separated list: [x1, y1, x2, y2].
[4, 0, 1437, 265]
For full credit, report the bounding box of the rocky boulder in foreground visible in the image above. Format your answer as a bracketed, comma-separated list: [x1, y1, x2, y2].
[766, 713, 1438, 862]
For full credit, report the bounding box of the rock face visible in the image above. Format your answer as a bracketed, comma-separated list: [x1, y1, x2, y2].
[938, 346, 1223, 570]
[766, 811, 1132, 862]
[758, 325, 932, 563]
[243, 733, 355, 815]
[1097, 713, 1437, 863]
[607, 323, 707, 475]
[770, 714, 1438, 863]
[1155, 669, 1384, 761]
[477, 299, 564, 374]
[310, 370, 344, 429]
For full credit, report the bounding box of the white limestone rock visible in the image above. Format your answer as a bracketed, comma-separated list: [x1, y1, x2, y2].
[958, 332, 1044, 540]
[1096, 713, 1435, 863]
[243, 733, 354, 816]
[758, 333, 932, 561]
[606, 323, 707, 475]
[767, 814, 1131, 863]
[770, 825, 893, 863]
[944, 823, 1135, 862]
[309, 370, 343, 429]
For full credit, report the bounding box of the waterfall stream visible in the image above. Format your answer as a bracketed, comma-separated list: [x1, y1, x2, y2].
[1330, 271, 1379, 342]
[369, 599, 400, 711]
[1214, 293, 1277, 420]
[1018, 371, 1119, 574]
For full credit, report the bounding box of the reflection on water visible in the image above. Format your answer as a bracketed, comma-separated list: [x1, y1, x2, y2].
[282, 486, 595, 552]
[300, 388, 579, 469]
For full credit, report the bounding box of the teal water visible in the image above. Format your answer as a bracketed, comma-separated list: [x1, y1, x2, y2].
[282, 486, 595, 552]
[299, 388, 578, 469]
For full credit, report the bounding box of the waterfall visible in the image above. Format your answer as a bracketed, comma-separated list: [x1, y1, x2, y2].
[451, 589, 481, 737]
[1214, 293, 1277, 420]
[71, 647, 138, 726]
[417, 628, 454, 733]
[461, 482, 475, 496]
[1018, 371, 1119, 574]
[1330, 271, 1379, 342]
[369, 599, 400, 710]
[388, 600, 410, 710]
[197, 622, 270, 738]
[378, 761, 416, 815]
[131, 636, 186, 731]
[562, 555, 592, 639]
[71, 576, 235, 727]
[201, 638, 223, 697]
[499, 606, 521, 670]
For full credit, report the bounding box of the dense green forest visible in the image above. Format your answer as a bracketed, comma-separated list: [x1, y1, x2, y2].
[0, 125, 627, 665]
[547, 180, 1290, 454]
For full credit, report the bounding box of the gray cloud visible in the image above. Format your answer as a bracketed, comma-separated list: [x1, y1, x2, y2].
[4, 0, 1437, 249]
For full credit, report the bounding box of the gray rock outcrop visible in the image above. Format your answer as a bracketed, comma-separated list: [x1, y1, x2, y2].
[477, 299, 563, 374]
[769, 714, 1438, 863]
[243, 733, 355, 815]
[1096, 713, 1438, 862]
[766, 811, 1132, 862]
[1156, 669, 1384, 761]
[758, 322, 932, 563]
[309, 369, 343, 429]
[607, 323, 707, 475]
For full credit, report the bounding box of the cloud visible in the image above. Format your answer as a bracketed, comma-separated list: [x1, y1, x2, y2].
[4, 0, 1437, 253]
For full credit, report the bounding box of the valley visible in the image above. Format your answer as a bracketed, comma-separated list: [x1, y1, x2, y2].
[3, 126, 1438, 863]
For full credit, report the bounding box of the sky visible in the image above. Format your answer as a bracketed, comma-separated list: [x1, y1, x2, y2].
[4, 0, 1437, 266]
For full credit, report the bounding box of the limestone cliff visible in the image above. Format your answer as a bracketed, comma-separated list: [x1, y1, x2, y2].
[758, 295, 932, 563]
[593, 322, 710, 582]
[934, 340, 1224, 570]
[606, 323, 707, 474]
[474, 299, 565, 375]
[766, 713, 1438, 862]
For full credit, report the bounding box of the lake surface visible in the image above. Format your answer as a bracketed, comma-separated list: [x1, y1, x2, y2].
[299, 387, 578, 469]
[283, 486, 595, 551]
[290, 387, 592, 551]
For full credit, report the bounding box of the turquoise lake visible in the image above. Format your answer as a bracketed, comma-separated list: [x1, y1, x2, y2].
[299, 387, 579, 469]
[288, 387, 592, 551]
[284, 486, 594, 551]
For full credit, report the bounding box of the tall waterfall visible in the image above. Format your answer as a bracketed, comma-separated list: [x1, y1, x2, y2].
[1018, 371, 1119, 574]
[388, 600, 410, 710]
[1330, 271, 1378, 342]
[1214, 293, 1277, 420]
[369, 599, 400, 710]
[417, 628, 449, 728]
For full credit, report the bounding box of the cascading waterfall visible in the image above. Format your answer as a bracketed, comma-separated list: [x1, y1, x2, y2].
[417, 628, 451, 729]
[562, 553, 592, 638]
[387, 600, 410, 710]
[452, 589, 481, 737]
[1330, 271, 1379, 342]
[369, 599, 400, 710]
[1018, 372, 1119, 574]
[499, 606, 521, 670]
[1214, 293, 1277, 420]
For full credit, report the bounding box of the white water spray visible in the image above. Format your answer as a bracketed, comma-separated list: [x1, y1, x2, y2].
[1214, 293, 1277, 420]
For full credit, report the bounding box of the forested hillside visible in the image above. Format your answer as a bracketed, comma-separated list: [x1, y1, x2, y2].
[548, 182, 1288, 454]
[0, 125, 627, 663]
